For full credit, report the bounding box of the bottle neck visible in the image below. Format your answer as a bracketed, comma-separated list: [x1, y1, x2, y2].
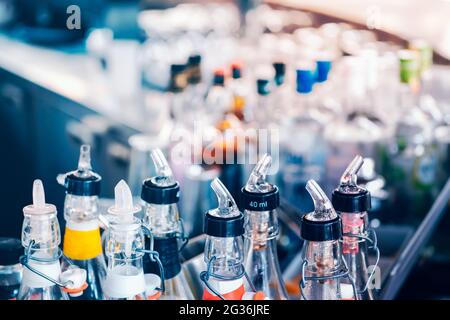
[22, 213, 61, 261]
[244, 210, 278, 248]
[64, 194, 99, 224]
[105, 219, 144, 264]
[303, 240, 342, 276]
[399, 83, 417, 111]
[204, 235, 244, 278]
[143, 203, 181, 238]
[340, 211, 368, 255]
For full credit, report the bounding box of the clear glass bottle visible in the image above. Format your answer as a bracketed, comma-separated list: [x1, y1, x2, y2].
[228, 62, 248, 121]
[299, 180, 352, 300]
[57, 145, 107, 300]
[18, 180, 87, 300]
[141, 149, 194, 300]
[381, 50, 438, 222]
[251, 78, 273, 128]
[205, 68, 234, 126]
[102, 180, 147, 300]
[241, 154, 288, 300]
[332, 155, 377, 300]
[279, 67, 327, 212]
[271, 61, 291, 124]
[201, 178, 264, 300]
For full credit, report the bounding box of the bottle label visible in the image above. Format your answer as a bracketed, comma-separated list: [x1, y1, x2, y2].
[202, 278, 245, 300]
[63, 221, 102, 260]
[22, 260, 61, 288]
[103, 266, 146, 299]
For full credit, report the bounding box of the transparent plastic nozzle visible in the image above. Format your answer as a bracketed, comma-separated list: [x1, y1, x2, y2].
[244, 154, 273, 194]
[108, 180, 141, 218]
[305, 180, 337, 221]
[23, 179, 56, 215]
[77, 145, 93, 177]
[209, 178, 240, 218]
[57, 144, 97, 185]
[150, 149, 176, 187]
[339, 155, 364, 193]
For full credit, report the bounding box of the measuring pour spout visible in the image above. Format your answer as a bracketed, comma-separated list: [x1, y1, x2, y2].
[244, 154, 273, 194]
[305, 180, 337, 220]
[211, 178, 239, 217]
[339, 155, 364, 188]
[150, 149, 176, 186]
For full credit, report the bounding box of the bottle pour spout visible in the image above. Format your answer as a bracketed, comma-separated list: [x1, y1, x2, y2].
[339, 155, 364, 191]
[108, 180, 141, 217]
[23, 179, 56, 215]
[210, 178, 239, 218]
[77, 144, 93, 175]
[150, 148, 175, 186]
[305, 179, 337, 220]
[244, 154, 273, 194]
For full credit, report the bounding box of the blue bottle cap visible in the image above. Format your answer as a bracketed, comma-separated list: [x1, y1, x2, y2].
[296, 69, 314, 94]
[316, 60, 332, 83]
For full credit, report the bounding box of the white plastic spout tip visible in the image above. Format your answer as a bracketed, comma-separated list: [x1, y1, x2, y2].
[32, 179, 46, 209]
[114, 180, 134, 212]
[77, 144, 92, 172]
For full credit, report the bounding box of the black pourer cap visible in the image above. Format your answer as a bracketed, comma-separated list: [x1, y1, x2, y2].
[141, 178, 180, 205]
[171, 63, 186, 74]
[204, 212, 244, 238]
[332, 188, 371, 213]
[231, 64, 242, 79]
[213, 72, 225, 86]
[64, 172, 101, 196]
[240, 186, 279, 211]
[300, 216, 342, 242]
[273, 62, 286, 77]
[257, 79, 271, 95]
[0, 238, 22, 266]
[188, 54, 201, 66]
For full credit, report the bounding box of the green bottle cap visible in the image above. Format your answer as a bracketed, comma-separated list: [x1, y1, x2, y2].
[398, 49, 419, 84]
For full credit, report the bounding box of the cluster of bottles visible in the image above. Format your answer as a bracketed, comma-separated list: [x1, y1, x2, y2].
[87, 4, 449, 228]
[147, 30, 447, 223]
[7, 144, 379, 300]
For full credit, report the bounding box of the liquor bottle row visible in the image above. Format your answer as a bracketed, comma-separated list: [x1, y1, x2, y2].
[2, 145, 378, 300]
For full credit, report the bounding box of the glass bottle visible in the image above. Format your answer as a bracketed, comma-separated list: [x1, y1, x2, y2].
[141, 149, 194, 300]
[381, 50, 438, 223]
[205, 68, 234, 126]
[57, 144, 107, 300]
[299, 179, 353, 300]
[201, 178, 264, 300]
[279, 67, 327, 212]
[332, 155, 378, 300]
[241, 154, 288, 300]
[228, 62, 248, 121]
[18, 180, 87, 300]
[102, 180, 147, 300]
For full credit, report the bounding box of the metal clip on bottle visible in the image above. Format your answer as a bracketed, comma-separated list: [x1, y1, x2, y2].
[200, 178, 264, 300]
[299, 179, 357, 300]
[332, 155, 380, 300]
